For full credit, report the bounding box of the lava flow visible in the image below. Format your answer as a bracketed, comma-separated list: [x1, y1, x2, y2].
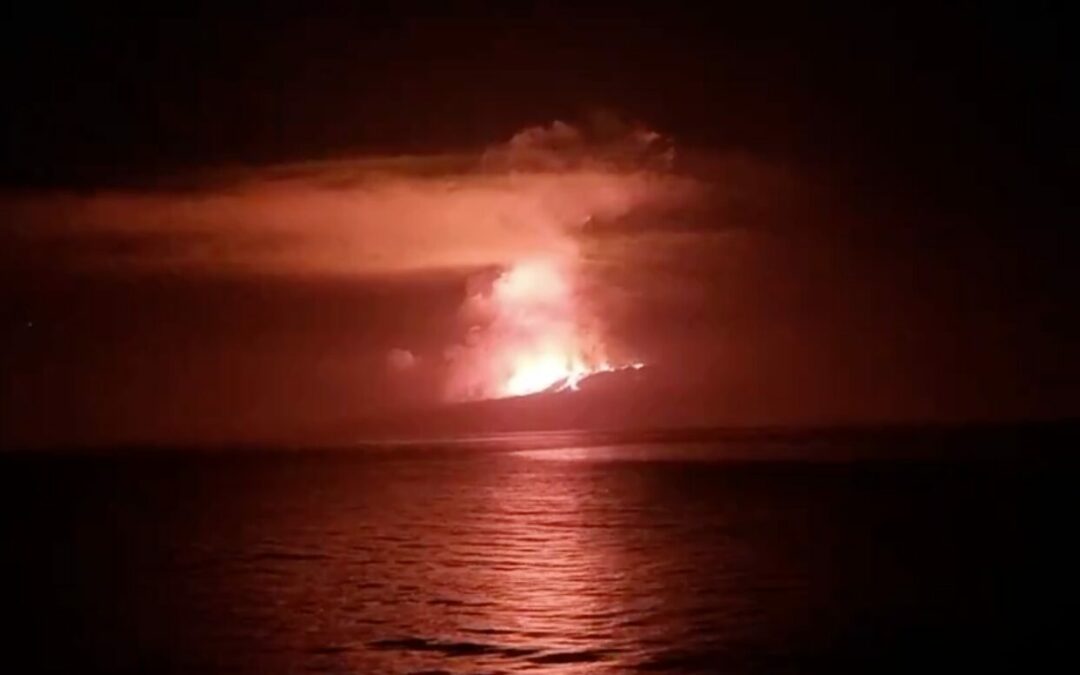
[503, 356, 645, 397]
[447, 258, 642, 400]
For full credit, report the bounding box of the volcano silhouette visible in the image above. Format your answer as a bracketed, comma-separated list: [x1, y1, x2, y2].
[349, 364, 665, 441]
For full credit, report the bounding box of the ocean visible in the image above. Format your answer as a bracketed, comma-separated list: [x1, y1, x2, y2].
[2, 426, 1073, 673]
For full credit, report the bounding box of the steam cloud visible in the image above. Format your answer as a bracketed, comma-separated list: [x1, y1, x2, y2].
[2, 117, 699, 402]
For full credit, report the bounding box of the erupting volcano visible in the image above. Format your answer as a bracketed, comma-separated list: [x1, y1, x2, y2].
[365, 118, 685, 405]
[446, 258, 642, 401]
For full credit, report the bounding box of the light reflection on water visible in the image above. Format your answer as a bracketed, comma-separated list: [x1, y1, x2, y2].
[155, 445, 774, 673]
[5, 435, 1042, 673]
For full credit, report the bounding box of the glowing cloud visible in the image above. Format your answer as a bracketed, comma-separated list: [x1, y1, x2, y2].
[3, 117, 697, 403]
[443, 258, 617, 400]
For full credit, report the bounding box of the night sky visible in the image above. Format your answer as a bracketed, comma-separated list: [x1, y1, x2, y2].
[1, 2, 1075, 446]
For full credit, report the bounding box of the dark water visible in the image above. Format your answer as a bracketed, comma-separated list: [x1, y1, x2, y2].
[2, 428, 1075, 673]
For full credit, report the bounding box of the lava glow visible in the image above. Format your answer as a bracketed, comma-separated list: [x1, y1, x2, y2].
[503, 355, 604, 397]
[503, 359, 645, 397]
[446, 258, 641, 400]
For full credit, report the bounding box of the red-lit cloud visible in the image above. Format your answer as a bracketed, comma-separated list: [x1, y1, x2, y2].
[3, 120, 700, 403]
[4, 122, 695, 278]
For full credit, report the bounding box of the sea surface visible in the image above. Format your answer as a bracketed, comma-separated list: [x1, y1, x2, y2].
[2, 426, 1074, 674]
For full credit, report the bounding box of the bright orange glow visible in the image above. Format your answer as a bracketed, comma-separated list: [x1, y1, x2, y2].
[447, 258, 642, 400]
[502, 355, 607, 397]
[502, 354, 581, 396]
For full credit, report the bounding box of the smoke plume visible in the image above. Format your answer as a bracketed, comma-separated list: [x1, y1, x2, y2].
[2, 117, 697, 402]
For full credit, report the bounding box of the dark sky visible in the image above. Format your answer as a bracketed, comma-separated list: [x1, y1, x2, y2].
[3, 3, 1071, 186]
[1, 2, 1076, 446]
